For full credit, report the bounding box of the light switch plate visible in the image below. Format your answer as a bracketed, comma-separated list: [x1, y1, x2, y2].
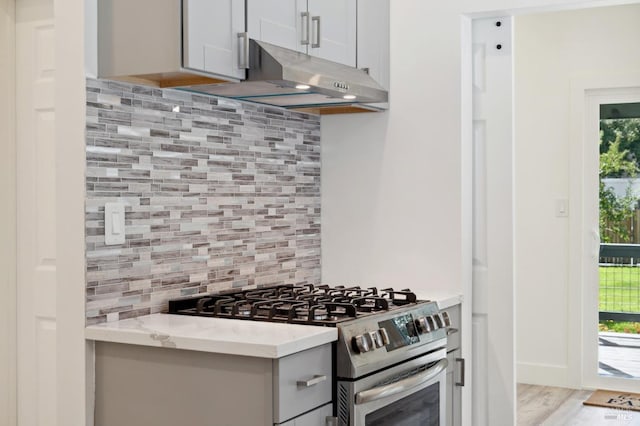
[105, 202, 126, 245]
[555, 198, 569, 218]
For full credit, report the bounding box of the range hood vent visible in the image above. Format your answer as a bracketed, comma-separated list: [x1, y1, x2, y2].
[182, 40, 388, 113]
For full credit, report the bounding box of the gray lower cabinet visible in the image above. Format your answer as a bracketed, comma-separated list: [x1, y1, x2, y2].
[446, 349, 462, 426]
[279, 403, 332, 426]
[94, 341, 333, 426]
[445, 304, 462, 426]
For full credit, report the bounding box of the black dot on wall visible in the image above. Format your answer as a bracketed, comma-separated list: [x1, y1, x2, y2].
[496, 44, 502, 50]
[496, 21, 502, 27]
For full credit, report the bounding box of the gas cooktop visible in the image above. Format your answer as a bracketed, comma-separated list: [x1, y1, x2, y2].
[167, 284, 424, 327]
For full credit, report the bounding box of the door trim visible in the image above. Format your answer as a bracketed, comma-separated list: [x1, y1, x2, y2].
[0, 0, 17, 424]
[573, 79, 640, 392]
[53, 0, 88, 424]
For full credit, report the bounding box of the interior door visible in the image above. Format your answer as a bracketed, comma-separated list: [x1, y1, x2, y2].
[247, 0, 308, 54]
[0, 0, 16, 424]
[471, 17, 516, 426]
[307, 0, 356, 66]
[16, 0, 58, 424]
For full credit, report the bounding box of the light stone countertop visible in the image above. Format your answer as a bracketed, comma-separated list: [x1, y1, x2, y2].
[85, 293, 461, 358]
[415, 290, 463, 310]
[85, 313, 338, 359]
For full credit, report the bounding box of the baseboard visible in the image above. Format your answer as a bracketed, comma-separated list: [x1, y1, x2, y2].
[517, 362, 574, 388]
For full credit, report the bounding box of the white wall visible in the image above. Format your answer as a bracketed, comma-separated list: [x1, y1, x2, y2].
[514, 5, 640, 386]
[320, 0, 640, 421]
[322, 0, 630, 291]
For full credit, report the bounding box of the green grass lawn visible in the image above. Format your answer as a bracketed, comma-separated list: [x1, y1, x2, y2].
[599, 266, 640, 312]
[599, 266, 640, 334]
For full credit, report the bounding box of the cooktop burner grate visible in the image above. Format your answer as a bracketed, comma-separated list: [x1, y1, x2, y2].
[167, 284, 422, 326]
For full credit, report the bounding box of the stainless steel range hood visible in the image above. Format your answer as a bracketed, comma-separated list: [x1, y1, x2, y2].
[183, 40, 389, 114]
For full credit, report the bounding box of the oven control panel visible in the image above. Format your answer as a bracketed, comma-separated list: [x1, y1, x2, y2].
[377, 313, 420, 351]
[338, 301, 449, 378]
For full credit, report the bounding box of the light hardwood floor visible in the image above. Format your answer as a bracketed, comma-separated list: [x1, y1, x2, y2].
[517, 384, 640, 426]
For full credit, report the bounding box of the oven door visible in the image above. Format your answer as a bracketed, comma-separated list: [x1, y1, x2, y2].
[337, 348, 447, 426]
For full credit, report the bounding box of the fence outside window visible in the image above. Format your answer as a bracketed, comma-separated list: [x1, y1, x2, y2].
[599, 243, 640, 322]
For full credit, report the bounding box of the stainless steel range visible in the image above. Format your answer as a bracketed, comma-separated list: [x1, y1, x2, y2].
[168, 284, 450, 426]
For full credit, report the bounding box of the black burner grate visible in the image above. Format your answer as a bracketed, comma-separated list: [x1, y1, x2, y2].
[167, 284, 419, 326]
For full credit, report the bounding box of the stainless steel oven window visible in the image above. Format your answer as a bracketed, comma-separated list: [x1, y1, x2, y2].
[365, 382, 440, 426]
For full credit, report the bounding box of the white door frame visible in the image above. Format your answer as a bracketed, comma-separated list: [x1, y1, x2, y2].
[462, 1, 640, 424]
[8, 0, 87, 424]
[0, 0, 17, 424]
[465, 16, 516, 426]
[53, 0, 88, 424]
[575, 82, 640, 393]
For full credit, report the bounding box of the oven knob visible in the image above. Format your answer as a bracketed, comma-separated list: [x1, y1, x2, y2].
[441, 311, 451, 327]
[426, 315, 437, 330]
[353, 333, 373, 353]
[434, 313, 444, 329]
[378, 328, 390, 345]
[370, 331, 384, 348]
[415, 316, 430, 334]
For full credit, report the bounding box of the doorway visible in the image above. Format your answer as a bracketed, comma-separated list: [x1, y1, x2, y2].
[504, 5, 640, 394]
[580, 90, 640, 392]
[597, 102, 640, 380]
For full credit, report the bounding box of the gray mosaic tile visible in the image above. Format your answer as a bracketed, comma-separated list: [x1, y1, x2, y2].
[85, 78, 321, 324]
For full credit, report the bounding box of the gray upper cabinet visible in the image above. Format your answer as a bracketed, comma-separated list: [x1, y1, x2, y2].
[356, 0, 390, 108]
[183, 0, 247, 80]
[247, 0, 307, 55]
[307, 0, 356, 67]
[97, 0, 246, 87]
[247, 0, 357, 67]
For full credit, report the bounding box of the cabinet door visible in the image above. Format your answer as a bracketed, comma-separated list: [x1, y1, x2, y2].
[356, 0, 389, 89]
[247, 0, 308, 54]
[307, 0, 356, 66]
[183, 0, 246, 80]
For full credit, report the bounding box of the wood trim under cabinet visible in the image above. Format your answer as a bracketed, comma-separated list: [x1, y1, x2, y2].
[110, 72, 230, 88]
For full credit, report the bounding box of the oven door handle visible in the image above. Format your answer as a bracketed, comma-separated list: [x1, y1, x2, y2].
[354, 359, 448, 405]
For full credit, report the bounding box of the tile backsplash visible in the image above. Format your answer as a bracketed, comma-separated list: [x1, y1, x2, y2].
[85, 79, 321, 324]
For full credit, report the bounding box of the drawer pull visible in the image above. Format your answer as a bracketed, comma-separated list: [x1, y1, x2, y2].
[297, 374, 327, 388]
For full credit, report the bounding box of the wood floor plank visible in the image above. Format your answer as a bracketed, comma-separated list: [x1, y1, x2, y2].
[517, 385, 576, 425]
[518, 384, 640, 426]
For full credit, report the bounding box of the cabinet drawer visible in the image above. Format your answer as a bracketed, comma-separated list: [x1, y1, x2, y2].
[277, 402, 332, 426]
[445, 304, 461, 352]
[273, 343, 333, 423]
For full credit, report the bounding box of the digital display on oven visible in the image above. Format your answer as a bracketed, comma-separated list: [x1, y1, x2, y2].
[378, 314, 420, 351]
